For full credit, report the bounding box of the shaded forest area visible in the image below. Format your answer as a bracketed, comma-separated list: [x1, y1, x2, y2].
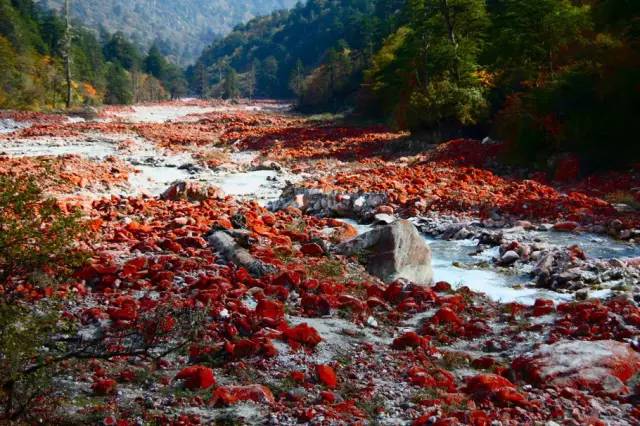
[190, 0, 640, 171]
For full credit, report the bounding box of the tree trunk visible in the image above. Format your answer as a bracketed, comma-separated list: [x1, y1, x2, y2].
[64, 0, 72, 109]
[440, 0, 461, 81]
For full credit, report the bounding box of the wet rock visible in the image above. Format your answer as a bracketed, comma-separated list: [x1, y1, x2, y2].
[500, 250, 520, 266]
[512, 340, 640, 395]
[336, 220, 433, 285]
[372, 213, 395, 225]
[619, 229, 632, 240]
[376, 205, 394, 215]
[160, 180, 223, 202]
[177, 163, 204, 174]
[270, 184, 388, 219]
[553, 222, 579, 232]
[478, 231, 503, 246]
[208, 231, 276, 277]
[514, 220, 534, 229]
[575, 289, 589, 301]
[613, 203, 636, 213]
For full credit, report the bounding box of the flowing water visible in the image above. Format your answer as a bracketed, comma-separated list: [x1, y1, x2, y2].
[339, 219, 640, 305]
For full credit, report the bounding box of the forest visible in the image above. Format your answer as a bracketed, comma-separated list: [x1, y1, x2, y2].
[2, 0, 638, 170]
[40, 0, 298, 65]
[0, 0, 187, 110]
[191, 0, 640, 170]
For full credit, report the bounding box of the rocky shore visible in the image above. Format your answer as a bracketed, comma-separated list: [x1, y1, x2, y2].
[1, 101, 639, 425]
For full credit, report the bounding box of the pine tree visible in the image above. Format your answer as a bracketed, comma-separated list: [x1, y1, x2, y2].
[223, 67, 239, 99]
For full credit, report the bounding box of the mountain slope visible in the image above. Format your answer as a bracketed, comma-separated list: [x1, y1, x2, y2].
[190, 0, 381, 98]
[39, 0, 298, 64]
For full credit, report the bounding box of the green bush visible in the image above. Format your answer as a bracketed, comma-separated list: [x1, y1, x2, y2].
[0, 175, 87, 287]
[0, 300, 67, 422]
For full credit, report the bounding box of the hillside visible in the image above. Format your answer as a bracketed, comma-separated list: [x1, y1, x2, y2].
[190, 0, 382, 98]
[0, 0, 181, 109]
[39, 0, 298, 64]
[193, 0, 640, 171]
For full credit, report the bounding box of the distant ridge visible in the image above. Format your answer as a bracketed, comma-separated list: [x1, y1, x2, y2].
[39, 0, 298, 65]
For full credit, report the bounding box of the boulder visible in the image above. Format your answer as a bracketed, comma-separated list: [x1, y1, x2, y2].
[512, 340, 640, 395]
[500, 250, 520, 266]
[336, 220, 433, 285]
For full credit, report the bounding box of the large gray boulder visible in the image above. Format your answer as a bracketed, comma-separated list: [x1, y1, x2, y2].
[336, 220, 433, 285]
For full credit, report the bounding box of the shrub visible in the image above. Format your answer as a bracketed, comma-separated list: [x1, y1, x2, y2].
[0, 300, 67, 421]
[0, 175, 87, 288]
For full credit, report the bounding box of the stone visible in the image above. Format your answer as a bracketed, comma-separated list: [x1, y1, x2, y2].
[160, 180, 223, 202]
[620, 229, 632, 240]
[500, 250, 520, 266]
[252, 160, 283, 171]
[372, 213, 395, 225]
[575, 289, 589, 301]
[512, 340, 640, 395]
[553, 221, 579, 232]
[208, 231, 276, 277]
[375, 205, 394, 215]
[336, 220, 433, 285]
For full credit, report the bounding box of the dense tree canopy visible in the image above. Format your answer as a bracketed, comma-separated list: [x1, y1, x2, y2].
[0, 0, 186, 109]
[191, 0, 640, 171]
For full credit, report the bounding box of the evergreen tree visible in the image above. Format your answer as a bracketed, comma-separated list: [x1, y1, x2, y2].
[103, 32, 142, 71]
[104, 62, 133, 104]
[144, 44, 168, 80]
[223, 67, 240, 99]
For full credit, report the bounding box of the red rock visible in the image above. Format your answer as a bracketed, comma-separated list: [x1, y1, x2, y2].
[301, 243, 324, 256]
[320, 390, 336, 403]
[392, 331, 429, 350]
[432, 307, 464, 326]
[554, 154, 581, 182]
[175, 366, 216, 390]
[291, 371, 305, 383]
[316, 364, 338, 388]
[433, 281, 452, 292]
[280, 323, 322, 349]
[231, 339, 261, 359]
[212, 384, 275, 406]
[255, 299, 285, 322]
[301, 294, 332, 316]
[119, 369, 137, 383]
[92, 378, 117, 395]
[532, 299, 555, 317]
[107, 307, 137, 322]
[512, 340, 640, 395]
[464, 374, 528, 406]
[553, 221, 579, 232]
